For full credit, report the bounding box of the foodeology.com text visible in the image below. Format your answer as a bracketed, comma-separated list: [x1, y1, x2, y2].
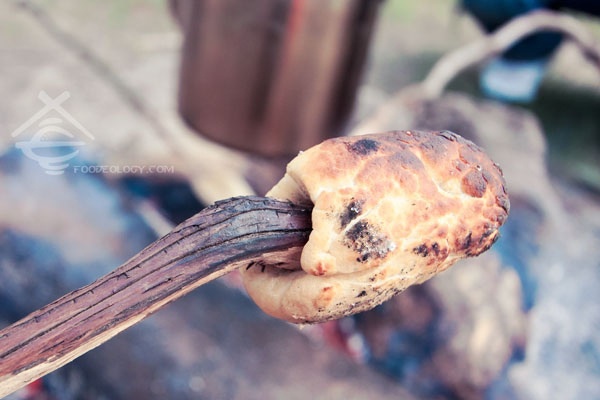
[72, 165, 175, 175]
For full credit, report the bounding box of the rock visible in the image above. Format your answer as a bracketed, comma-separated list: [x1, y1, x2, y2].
[355, 253, 526, 399]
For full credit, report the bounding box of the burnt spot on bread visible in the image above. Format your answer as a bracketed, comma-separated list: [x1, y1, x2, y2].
[389, 148, 424, 171]
[413, 242, 448, 265]
[413, 244, 429, 257]
[467, 231, 499, 256]
[346, 138, 380, 156]
[357, 290, 367, 298]
[480, 232, 499, 252]
[344, 220, 395, 262]
[339, 199, 364, 229]
[419, 133, 453, 164]
[457, 232, 473, 251]
[496, 190, 511, 215]
[413, 242, 442, 257]
[461, 169, 487, 198]
[455, 226, 500, 257]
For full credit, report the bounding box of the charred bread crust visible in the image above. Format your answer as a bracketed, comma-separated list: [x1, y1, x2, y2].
[241, 130, 509, 323]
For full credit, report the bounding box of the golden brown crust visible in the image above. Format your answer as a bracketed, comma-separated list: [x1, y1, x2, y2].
[241, 130, 509, 323]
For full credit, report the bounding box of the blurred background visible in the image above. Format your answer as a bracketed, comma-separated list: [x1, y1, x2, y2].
[0, 0, 599, 399]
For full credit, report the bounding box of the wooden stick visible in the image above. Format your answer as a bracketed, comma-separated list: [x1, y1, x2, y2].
[0, 196, 312, 397]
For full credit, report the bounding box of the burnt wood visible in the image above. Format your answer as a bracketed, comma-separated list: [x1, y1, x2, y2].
[0, 196, 312, 397]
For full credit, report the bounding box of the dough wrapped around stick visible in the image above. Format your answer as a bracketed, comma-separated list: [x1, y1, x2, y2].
[241, 130, 509, 324]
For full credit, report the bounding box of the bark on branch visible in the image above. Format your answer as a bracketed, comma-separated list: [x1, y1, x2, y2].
[0, 196, 312, 397]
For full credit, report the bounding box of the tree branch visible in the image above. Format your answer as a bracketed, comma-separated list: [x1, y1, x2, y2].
[422, 10, 600, 98]
[0, 196, 312, 397]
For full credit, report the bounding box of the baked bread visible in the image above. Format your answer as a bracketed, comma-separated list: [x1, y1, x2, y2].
[241, 130, 509, 324]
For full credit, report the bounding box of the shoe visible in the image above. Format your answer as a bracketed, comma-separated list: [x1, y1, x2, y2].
[480, 57, 549, 103]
